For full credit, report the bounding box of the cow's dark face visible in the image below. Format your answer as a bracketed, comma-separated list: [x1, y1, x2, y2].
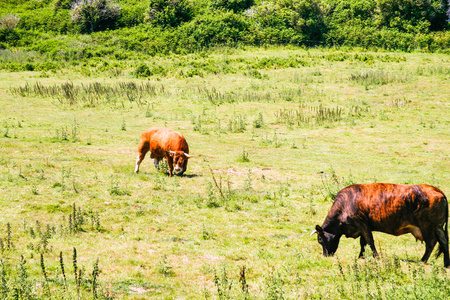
[169, 151, 190, 174]
[315, 225, 341, 257]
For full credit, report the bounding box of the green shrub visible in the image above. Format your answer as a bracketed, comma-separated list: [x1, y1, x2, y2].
[0, 28, 20, 45]
[5, 62, 22, 71]
[144, 0, 194, 28]
[421, 31, 450, 51]
[251, 27, 303, 45]
[246, 2, 298, 32]
[24, 62, 34, 71]
[133, 63, 168, 77]
[376, 0, 450, 32]
[167, 11, 250, 52]
[211, 0, 255, 13]
[279, 0, 327, 43]
[134, 63, 151, 77]
[246, 0, 326, 45]
[37, 61, 60, 71]
[326, 24, 416, 51]
[252, 56, 309, 69]
[185, 67, 203, 77]
[32, 38, 67, 55]
[116, 3, 147, 28]
[324, 0, 376, 26]
[54, 0, 74, 11]
[17, 8, 73, 33]
[151, 65, 168, 76]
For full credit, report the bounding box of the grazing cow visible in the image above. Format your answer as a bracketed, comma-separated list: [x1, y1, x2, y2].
[311, 183, 449, 267]
[134, 127, 190, 177]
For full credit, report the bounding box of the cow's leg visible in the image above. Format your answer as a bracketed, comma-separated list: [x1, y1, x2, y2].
[434, 228, 449, 267]
[153, 158, 161, 170]
[166, 155, 174, 177]
[421, 231, 437, 263]
[361, 229, 379, 258]
[150, 153, 159, 170]
[359, 236, 367, 258]
[135, 142, 149, 173]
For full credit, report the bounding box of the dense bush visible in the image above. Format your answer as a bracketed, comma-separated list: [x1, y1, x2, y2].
[376, 0, 450, 32]
[325, 0, 450, 32]
[280, 0, 326, 43]
[54, 0, 74, 10]
[245, 0, 326, 45]
[144, 0, 194, 27]
[168, 10, 250, 51]
[324, 0, 450, 49]
[134, 62, 151, 77]
[324, 0, 377, 26]
[5, 7, 72, 34]
[416, 30, 450, 51]
[211, 0, 255, 13]
[325, 23, 417, 51]
[0, 28, 21, 45]
[116, 2, 147, 27]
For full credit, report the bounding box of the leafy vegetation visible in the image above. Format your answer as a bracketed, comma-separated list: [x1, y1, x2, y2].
[0, 0, 449, 56]
[144, 0, 193, 28]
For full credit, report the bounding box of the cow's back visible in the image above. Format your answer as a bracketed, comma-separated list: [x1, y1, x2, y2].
[142, 127, 189, 155]
[330, 183, 447, 237]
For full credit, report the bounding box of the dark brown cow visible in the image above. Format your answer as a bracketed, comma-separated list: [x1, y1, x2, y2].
[312, 183, 449, 267]
[134, 127, 190, 177]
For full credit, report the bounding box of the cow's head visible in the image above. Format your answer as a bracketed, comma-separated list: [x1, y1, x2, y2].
[311, 225, 341, 257]
[167, 150, 191, 174]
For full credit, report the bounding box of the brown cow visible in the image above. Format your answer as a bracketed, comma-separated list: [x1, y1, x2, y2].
[312, 183, 449, 267]
[134, 127, 190, 177]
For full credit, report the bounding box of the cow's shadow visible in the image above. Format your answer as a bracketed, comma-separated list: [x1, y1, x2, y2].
[179, 174, 201, 178]
[399, 258, 422, 264]
[133, 171, 201, 178]
[151, 172, 201, 178]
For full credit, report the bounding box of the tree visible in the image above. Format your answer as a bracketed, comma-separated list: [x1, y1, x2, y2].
[71, 0, 121, 33]
[376, 0, 450, 32]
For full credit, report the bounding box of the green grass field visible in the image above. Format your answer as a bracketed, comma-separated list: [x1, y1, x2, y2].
[0, 47, 449, 299]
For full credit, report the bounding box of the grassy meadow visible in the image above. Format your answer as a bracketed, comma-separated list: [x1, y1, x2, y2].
[0, 46, 449, 299]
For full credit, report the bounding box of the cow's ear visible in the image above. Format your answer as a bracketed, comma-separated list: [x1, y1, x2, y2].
[315, 225, 324, 235]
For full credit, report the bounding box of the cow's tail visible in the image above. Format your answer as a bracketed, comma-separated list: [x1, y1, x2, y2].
[436, 194, 448, 258]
